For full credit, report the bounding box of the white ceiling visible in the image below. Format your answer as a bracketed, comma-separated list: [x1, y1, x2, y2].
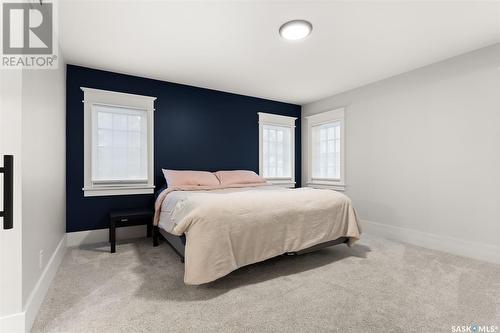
[60, 1, 500, 105]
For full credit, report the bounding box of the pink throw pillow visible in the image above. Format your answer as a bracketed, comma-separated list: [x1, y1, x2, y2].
[214, 170, 266, 186]
[162, 169, 220, 187]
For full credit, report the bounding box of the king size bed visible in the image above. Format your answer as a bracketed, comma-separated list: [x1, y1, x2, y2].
[153, 170, 361, 285]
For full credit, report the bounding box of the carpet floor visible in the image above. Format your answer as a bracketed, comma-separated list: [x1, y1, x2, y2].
[32, 234, 500, 333]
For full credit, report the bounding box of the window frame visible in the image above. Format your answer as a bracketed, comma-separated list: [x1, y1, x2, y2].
[305, 108, 346, 191]
[258, 112, 297, 187]
[81, 87, 156, 197]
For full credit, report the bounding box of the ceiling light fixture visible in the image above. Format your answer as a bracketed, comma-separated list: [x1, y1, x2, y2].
[279, 20, 312, 41]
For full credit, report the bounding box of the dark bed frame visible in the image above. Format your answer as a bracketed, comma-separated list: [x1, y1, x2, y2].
[153, 225, 349, 263]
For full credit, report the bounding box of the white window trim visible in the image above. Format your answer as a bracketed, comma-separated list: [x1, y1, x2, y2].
[305, 108, 346, 191]
[81, 87, 156, 197]
[258, 112, 297, 187]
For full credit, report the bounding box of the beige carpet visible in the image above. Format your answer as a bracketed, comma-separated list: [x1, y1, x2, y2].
[32, 234, 500, 333]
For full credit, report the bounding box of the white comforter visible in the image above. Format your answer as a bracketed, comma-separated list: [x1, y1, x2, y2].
[158, 185, 285, 233]
[155, 185, 361, 284]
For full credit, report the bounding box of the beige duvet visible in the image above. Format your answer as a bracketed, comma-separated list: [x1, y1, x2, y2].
[154, 185, 361, 285]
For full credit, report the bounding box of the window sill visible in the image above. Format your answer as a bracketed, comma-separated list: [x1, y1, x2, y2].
[82, 185, 155, 197]
[306, 182, 346, 191]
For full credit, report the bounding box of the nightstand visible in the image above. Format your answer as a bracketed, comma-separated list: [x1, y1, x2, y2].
[109, 209, 153, 253]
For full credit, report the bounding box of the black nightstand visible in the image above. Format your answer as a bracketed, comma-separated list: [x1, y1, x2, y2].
[109, 209, 153, 253]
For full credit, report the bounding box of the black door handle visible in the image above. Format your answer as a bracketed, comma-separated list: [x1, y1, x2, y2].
[0, 155, 13, 229]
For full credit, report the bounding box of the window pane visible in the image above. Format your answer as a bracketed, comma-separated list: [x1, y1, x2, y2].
[97, 112, 113, 129]
[327, 127, 334, 140]
[327, 140, 334, 153]
[277, 130, 283, 142]
[97, 129, 112, 147]
[97, 147, 112, 176]
[113, 130, 127, 148]
[128, 131, 141, 148]
[113, 113, 128, 131]
[262, 124, 291, 178]
[92, 105, 148, 183]
[128, 115, 141, 131]
[320, 141, 327, 153]
[312, 121, 341, 180]
[320, 128, 326, 141]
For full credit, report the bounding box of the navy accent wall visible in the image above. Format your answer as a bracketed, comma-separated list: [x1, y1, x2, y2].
[66, 65, 301, 232]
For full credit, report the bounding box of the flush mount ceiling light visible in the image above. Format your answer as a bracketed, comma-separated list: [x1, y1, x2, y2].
[279, 20, 313, 41]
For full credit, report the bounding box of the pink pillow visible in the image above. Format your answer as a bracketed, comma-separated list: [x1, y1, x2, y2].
[214, 170, 266, 186]
[162, 169, 220, 187]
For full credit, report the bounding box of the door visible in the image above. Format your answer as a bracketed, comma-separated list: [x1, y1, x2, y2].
[0, 70, 24, 332]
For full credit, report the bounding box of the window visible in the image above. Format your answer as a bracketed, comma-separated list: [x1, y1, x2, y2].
[258, 112, 297, 187]
[306, 108, 345, 190]
[312, 121, 341, 180]
[92, 105, 147, 183]
[262, 124, 291, 178]
[82, 88, 156, 196]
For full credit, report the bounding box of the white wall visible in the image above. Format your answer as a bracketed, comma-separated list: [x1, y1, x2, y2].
[302, 44, 500, 256]
[21, 57, 66, 329]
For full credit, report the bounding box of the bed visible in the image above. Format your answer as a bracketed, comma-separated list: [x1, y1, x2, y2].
[153, 175, 361, 285]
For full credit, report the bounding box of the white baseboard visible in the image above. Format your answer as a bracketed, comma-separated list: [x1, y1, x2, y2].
[361, 219, 500, 265]
[66, 225, 148, 247]
[0, 311, 25, 333]
[0, 236, 67, 333]
[24, 236, 66, 332]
